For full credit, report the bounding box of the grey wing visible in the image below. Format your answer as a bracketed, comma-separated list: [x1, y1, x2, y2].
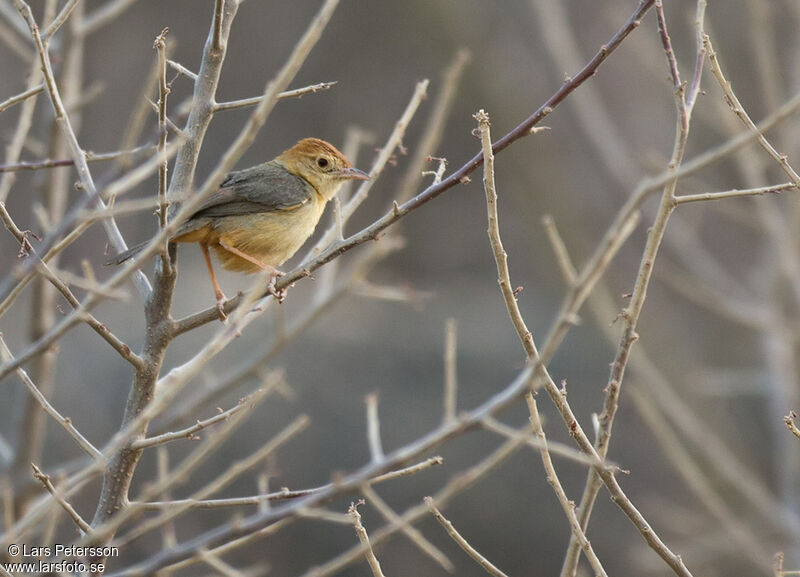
[190, 162, 312, 218]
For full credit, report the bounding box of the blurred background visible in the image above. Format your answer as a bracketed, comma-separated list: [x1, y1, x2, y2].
[1, 0, 800, 575]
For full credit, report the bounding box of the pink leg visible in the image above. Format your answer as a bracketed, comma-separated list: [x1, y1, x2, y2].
[217, 240, 286, 302]
[201, 243, 227, 320]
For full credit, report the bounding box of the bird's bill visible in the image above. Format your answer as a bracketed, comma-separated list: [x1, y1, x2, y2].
[337, 167, 370, 181]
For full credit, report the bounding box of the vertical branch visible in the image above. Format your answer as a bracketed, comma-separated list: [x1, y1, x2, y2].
[443, 318, 458, 423]
[348, 501, 386, 577]
[154, 27, 170, 264]
[475, 109, 537, 359]
[86, 0, 240, 539]
[365, 393, 384, 463]
[477, 110, 606, 576]
[213, 0, 224, 51]
[526, 394, 608, 577]
[561, 4, 703, 575]
[167, 0, 239, 198]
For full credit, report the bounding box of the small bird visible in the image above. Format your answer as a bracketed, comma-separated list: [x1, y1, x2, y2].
[110, 138, 369, 316]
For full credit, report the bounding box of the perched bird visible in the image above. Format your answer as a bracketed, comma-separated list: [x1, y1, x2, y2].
[110, 138, 369, 316]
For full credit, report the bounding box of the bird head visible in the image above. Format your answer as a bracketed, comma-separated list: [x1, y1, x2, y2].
[277, 138, 369, 200]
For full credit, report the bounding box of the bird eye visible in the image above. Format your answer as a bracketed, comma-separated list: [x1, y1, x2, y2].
[316, 157, 329, 169]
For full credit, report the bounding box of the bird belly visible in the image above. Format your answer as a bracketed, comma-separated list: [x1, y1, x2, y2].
[210, 202, 323, 273]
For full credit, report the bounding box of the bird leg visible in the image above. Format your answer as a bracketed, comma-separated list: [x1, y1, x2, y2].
[201, 243, 228, 320]
[217, 240, 286, 303]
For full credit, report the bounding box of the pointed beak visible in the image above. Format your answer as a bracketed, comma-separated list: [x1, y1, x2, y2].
[337, 167, 370, 181]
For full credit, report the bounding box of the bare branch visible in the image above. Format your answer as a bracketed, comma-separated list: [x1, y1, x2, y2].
[481, 417, 614, 471]
[476, 109, 536, 359]
[348, 501, 387, 577]
[526, 394, 607, 577]
[31, 463, 91, 534]
[675, 182, 797, 204]
[365, 393, 384, 463]
[443, 318, 458, 423]
[0, 83, 43, 113]
[41, 0, 80, 42]
[705, 34, 800, 186]
[361, 485, 454, 572]
[541, 215, 577, 285]
[135, 456, 444, 511]
[562, 5, 705, 574]
[426, 496, 511, 577]
[154, 27, 170, 263]
[0, 334, 102, 460]
[213, 81, 338, 112]
[213, 0, 224, 51]
[785, 412, 800, 440]
[131, 391, 264, 450]
[395, 48, 469, 204]
[0, 143, 157, 173]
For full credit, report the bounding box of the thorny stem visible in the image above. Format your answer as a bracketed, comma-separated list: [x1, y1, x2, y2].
[561, 3, 702, 575]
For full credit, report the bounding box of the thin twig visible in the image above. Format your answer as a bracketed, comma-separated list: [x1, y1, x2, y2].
[154, 27, 170, 263]
[361, 485, 454, 572]
[92, 376, 281, 545]
[395, 49, 469, 204]
[785, 412, 800, 440]
[526, 394, 608, 577]
[213, 0, 224, 51]
[0, 31, 42, 204]
[0, 83, 43, 113]
[348, 501, 386, 577]
[131, 390, 263, 450]
[41, 0, 80, 42]
[294, 429, 532, 577]
[213, 81, 338, 111]
[627, 386, 773, 565]
[111, 414, 309, 548]
[541, 215, 577, 285]
[0, 202, 143, 365]
[481, 417, 614, 470]
[167, 58, 197, 80]
[443, 318, 458, 423]
[705, 34, 800, 186]
[365, 393, 384, 463]
[300, 78, 429, 265]
[198, 548, 247, 577]
[0, 143, 157, 173]
[135, 456, 444, 511]
[675, 182, 797, 204]
[31, 463, 91, 534]
[476, 109, 536, 359]
[0, 335, 103, 460]
[426, 496, 511, 577]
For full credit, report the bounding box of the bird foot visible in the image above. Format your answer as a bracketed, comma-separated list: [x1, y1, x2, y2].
[215, 291, 228, 322]
[267, 273, 286, 303]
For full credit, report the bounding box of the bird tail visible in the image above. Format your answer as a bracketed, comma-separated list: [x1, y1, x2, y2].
[105, 241, 148, 266]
